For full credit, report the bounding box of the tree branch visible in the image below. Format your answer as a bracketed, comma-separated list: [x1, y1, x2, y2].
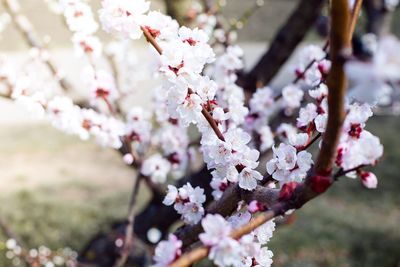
[315, 0, 351, 174]
[114, 175, 142, 267]
[239, 0, 326, 92]
[170, 0, 353, 265]
[175, 185, 279, 248]
[2, 0, 72, 92]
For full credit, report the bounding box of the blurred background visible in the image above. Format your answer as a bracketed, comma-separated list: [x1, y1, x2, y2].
[0, 0, 399, 266]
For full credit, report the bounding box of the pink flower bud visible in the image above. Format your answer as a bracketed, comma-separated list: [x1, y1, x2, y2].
[360, 172, 378, 189]
[248, 200, 261, 213]
[123, 154, 134, 165]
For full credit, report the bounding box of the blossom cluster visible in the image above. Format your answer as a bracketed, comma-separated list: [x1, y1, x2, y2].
[0, 0, 392, 266]
[152, 212, 275, 267]
[163, 183, 206, 224]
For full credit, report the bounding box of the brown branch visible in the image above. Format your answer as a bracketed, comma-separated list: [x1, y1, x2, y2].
[169, 0, 353, 265]
[239, 0, 326, 92]
[315, 0, 351, 174]
[349, 0, 364, 42]
[2, 0, 71, 92]
[175, 185, 279, 248]
[114, 175, 143, 267]
[140, 27, 225, 142]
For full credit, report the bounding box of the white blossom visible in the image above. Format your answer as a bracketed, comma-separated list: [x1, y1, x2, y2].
[141, 154, 171, 184]
[99, 0, 150, 39]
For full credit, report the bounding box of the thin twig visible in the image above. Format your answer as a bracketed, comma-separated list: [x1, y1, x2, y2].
[348, 0, 364, 43]
[2, 0, 71, 92]
[140, 27, 226, 142]
[114, 175, 143, 267]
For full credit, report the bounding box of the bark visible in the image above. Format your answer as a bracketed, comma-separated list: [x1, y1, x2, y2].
[363, 0, 395, 36]
[170, 1, 352, 263]
[175, 186, 279, 248]
[239, 0, 326, 92]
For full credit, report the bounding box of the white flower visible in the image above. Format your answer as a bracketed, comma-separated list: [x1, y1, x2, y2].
[254, 247, 273, 267]
[282, 84, 304, 109]
[142, 11, 178, 41]
[238, 167, 263, 191]
[216, 45, 244, 71]
[340, 130, 383, 170]
[85, 68, 118, 108]
[225, 128, 251, 153]
[297, 103, 318, 128]
[276, 123, 298, 141]
[194, 76, 217, 102]
[99, 0, 150, 39]
[199, 214, 231, 246]
[181, 202, 205, 224]
[209, 238, 243, 267]
[258, 126, 274, 152]
[210, 176, 229, 200]
[152, 234, 182, 267]
[266, 144, 312, 184]
[297, 151, 313, 171]
[267, 144, 297, 172]
[176, 93, 203, 126]
[165, 183, 206, 224]
[309, 83, 328, 100]
[205, 138, 233, 166]
[314, 114, 328, 133]
[288, 133, 309, 148]
[213, 107, 230, 122]
[64, 2, 98, 34]
[249, 86, 275, 113]
[141, 154, 171, 183]
[297, 45, 326, 64]
[346, 103, 373, 124]
[72, 34, 102, 58]
[254, 220, 275, 244]
[178, 26, 209, 45]
[163, 185, 178, 206]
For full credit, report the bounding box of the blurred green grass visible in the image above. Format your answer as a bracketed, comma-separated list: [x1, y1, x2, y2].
[0, 116, 399, 266]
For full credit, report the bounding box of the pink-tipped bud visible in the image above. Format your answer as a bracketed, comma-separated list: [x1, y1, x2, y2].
[123, 153, 134, 165]
[248, 200, 262, 214]
[360, 171, 378, 189]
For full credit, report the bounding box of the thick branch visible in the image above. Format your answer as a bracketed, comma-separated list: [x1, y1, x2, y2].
[175, 185, 279, 248]
[170, 0, 353, 265]
[315, 0, 351, 173]
[240, 0, 326, 92]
